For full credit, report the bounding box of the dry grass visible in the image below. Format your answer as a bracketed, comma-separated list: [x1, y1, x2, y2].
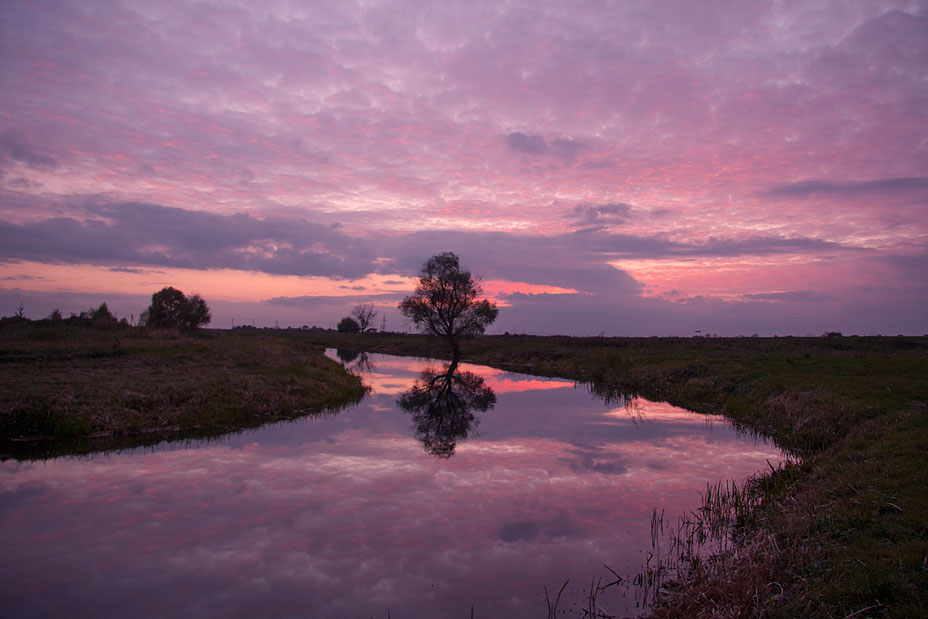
[1, 327, 368, 459]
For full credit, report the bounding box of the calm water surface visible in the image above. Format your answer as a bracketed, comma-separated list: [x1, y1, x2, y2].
[0, 351, 784, 618]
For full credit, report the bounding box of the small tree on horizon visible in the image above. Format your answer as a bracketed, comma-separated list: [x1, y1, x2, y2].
[398, 252, 499, 359]
[90, 302, 118, 328]
[351, 303, 378, 333]
[337, 316, 361, 333]
[140, 287, 211, 331]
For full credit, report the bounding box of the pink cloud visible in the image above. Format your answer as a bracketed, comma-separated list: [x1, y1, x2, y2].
[0, 0, 925, 333]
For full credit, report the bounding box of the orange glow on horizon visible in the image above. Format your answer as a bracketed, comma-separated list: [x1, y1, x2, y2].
[612, 255, 859, 300]
[0, 262, 418, 303]
[481, 280, 578, 296]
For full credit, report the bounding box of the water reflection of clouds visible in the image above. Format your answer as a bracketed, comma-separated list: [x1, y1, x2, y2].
[561, 443, 629, 475]
[330, 350, 574, 397]
[1, 352, 785, 618]
[1, 436, 776, 617]
[439, 361, 574, 395]
[486, 376, 573, 393]
[604, 398, 729, 427]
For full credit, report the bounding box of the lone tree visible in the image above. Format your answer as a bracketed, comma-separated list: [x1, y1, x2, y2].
[351, 303, 378, 333]
[140, 287, 211, 331]
[398, 252, 498, 359]
[337, 316, 361, 333]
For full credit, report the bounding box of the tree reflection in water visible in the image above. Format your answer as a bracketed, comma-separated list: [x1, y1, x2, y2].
[335, 349, 374, 373]
[397, 361, 496, 458]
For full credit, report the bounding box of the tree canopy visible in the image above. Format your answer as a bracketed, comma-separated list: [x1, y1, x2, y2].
[337, 316, 361, 333]
[140, 287, 211, 331]
[351, 303, 377, 333]
[398, 252, 498, 358]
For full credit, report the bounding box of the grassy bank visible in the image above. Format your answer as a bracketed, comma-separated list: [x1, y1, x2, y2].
[0, 325, 367, 460]
[304, 331, 928, 618]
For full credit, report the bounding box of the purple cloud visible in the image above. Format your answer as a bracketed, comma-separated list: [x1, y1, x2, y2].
[766, 177, 928, 198]
[0, 203, 376, 278]
[0, 131, 57, 170]
[568, 202, 633, 231]
[263, 293, 402, 308]
[0, 205, 859, 286]
[741, 290, 833, 302]
[506, 132, 547, 154]
[0, 0, 925, 334]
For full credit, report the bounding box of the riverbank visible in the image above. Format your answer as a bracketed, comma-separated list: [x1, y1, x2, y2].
[0, 325, 367, 460]
[304, 331, 928, 618]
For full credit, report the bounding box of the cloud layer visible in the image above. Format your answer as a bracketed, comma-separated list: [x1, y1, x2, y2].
[1, 0, 926, 334]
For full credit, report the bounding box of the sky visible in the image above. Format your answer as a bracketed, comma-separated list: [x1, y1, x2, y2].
[1, 0, 926, 335]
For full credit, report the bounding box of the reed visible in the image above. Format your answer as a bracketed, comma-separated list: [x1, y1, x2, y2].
[545, 579, 569, 618]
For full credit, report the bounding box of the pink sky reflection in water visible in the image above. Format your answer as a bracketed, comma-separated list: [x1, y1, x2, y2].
[0, 352, 784, 618]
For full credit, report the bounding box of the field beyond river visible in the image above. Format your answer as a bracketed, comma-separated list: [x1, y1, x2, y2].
[2, 323, 925, 617]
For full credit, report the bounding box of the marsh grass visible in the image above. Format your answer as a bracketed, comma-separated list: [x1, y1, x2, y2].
[1, 326, 368, 460]
[636, 460, 801, 613]
[304, 331, 928, 617]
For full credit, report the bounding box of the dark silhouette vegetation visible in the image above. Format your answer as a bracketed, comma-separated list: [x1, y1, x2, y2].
[0, 302, 128, 332]
[337, 316, 360, 333]
[140, 287, 210, 331]
[335, 348, 374, 373]
[351, 303, 378, 333]
[398, 252, 498, 359]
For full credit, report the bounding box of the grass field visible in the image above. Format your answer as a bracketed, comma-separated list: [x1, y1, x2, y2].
[0, 322, 367, 460]
[302, 331, 928, 618]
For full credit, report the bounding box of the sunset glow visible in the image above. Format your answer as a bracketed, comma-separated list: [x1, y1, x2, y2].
[1, 1, 925, 334]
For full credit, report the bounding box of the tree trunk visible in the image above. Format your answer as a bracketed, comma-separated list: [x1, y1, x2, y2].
[447, 335, 460, 363]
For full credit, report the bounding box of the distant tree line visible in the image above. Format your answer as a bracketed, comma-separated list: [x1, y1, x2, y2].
[3, 254, 502, 348]
[1, 287, 212, 332]
[0, 301, 129, 330]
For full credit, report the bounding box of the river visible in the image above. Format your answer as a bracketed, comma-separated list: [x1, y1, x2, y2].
[0, 350, 785, 618]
